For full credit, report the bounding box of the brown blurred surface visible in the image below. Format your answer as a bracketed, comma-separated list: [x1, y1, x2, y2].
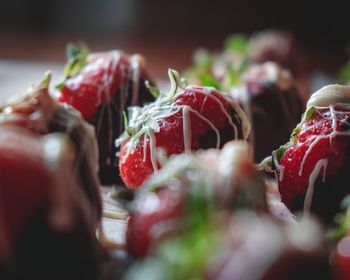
[0, 32, 347, 81]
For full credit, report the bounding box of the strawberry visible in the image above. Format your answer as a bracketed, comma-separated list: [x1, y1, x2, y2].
[0, 126, 50, 251]
[0, 125, 100, 278]
[248, 30, 295, 71]
[126, 141, 266, 258]
[55, 44, 154, 184]
[1, 75, 102, 224]
[269, 84, 350, 223]
[231, 62, 304, 161]
[333, 235, 350, 280]
[117, 70, 250, 189]
[126, 186, 182, 258]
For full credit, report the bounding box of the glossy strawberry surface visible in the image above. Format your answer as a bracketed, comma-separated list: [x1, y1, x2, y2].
[277, 107, 350, 222]
[126, 187, 182, 258]
[57, 52, 130, 121]
[0, 126, 50, 248]
[333, 235, 350, 280]
[56, 49, 153, 184]
[119, 86, 246, 189]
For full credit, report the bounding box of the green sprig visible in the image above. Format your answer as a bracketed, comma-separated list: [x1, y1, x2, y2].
[56, 42, 89, 90]
[145, 80, 160, 99]
[224, 34, 249, 53]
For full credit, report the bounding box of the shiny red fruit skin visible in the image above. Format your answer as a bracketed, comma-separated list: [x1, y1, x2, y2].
[0, 126, 50, 247]
[333, 235, 350, 280]
[120, 87, 243, 189]
[57, 52, 130, 121]
[278, 107, 350, 217]
[126, 187, 182, 258]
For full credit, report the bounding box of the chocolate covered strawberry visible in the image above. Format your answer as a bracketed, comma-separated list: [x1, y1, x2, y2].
[117, 70, 250, 189]
[126, 141, 266, 258]
[0, 76, 101, 279]
[185, 39, 304, 162]
[55, 44, 154, 184]
[270, 84, 350, 223]
[0, 128, 99, 280]
[1, 74, 101, 224]
[230, 62, 304, 161]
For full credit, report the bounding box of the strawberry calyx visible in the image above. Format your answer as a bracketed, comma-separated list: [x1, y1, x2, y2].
[339, 61, 350, 85]
[260, 104, 318, 173]
[115, 69, 188, 151]
[56, 43, 89, 90]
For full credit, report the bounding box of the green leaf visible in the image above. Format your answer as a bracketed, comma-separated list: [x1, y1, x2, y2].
[168, 68, 186, 98]
[224, 66, 241, 87]
[290, 126, 301, 143]
[145, 80, 160, 99]
[199, 74, 221, 89]
[276, 144, 289, 161]
[338, 62, 350, 84]
[65, 43, 89, 77]
[303, 106, 316, 120]
[193, 48, 213, 68]
[56, 42, 89, 90]
[168, 68, 179, 95]
[40, 71, 52, 87]
[123, 111, 132, 135]
[224, 34, 249, 53]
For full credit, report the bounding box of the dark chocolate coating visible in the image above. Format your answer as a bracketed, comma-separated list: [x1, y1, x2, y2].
[49, 109, 102, 223]
[247, 82, 304, 162]
[95, 78, 153, 185]
[0, 205, 100, 280]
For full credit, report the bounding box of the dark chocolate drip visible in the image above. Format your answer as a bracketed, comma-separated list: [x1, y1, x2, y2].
[95, 78, 153, 185]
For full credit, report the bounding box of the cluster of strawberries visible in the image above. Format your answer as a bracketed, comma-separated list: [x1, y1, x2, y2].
[2, 33, 350, 280]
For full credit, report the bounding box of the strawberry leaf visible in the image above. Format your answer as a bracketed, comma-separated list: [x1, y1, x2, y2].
[199, 74, 221, 89]
[290, 126, 301, 143]
[303, 106, 316, 120]
[276, 144, 288, 162]
[145, 80, 160, 99]
[339, 62, 350, 85]
[328, 199, 350, 241]
[40, 71, 52, 87]
[224, 34, 249, 53]
[56, 42, 89, 90]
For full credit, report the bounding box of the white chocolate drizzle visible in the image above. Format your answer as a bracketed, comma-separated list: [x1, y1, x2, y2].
[229, 62, 296, 161]
[182, 105, 192, 152]
[0, 80, 101, 230]
[278, 84, 350, 214]
[116, 70, 250, 174]
[307, 84, 350, 108]
[242, 62, 294, 92]
[303, 159, 328, 217]
[63, 50, 146, 167]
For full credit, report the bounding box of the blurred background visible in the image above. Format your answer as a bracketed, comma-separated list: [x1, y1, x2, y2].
[0, 0, 349, 95]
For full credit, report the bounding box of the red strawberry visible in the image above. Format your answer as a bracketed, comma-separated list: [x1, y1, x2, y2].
[1, 77, 102, 224]
[126, 186, 182, 258]
[271, 85, 350, 223]
[0, 77, 101, 279]
[0, 126, 100, 278]
[56, 44, 154, 184]
[231, 62, 304, 162]
[0, 126, 50, 250]
[333, 235, 350, 280]
[117, 70, 250, 189]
